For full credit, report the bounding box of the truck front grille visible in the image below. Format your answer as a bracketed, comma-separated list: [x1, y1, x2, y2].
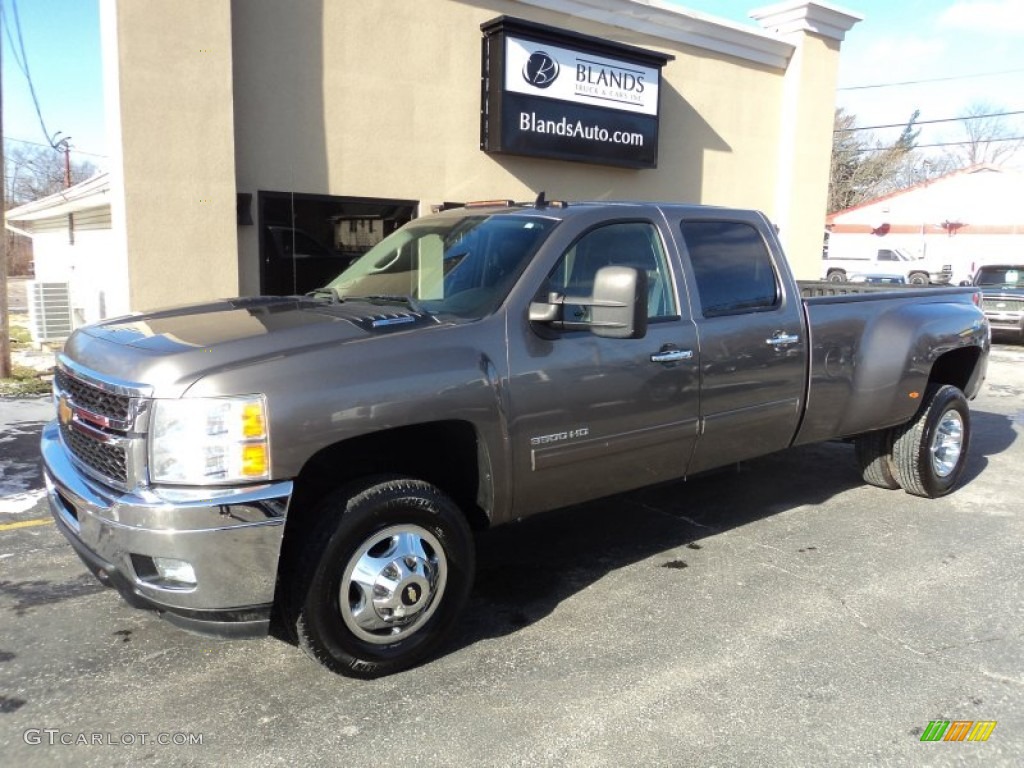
[59, 423, 128, 485]
[982, 297, 1023, 313]
[54, 367, 133, 424]
[53, 361, 149, 490]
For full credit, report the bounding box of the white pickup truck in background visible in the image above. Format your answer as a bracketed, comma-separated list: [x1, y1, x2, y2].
[822, 246, 952, 285]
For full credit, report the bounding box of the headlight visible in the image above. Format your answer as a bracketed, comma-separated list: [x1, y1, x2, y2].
[149, 395, 270, 485]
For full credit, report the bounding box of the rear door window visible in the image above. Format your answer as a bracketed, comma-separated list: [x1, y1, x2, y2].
[680, 220, 780, 318]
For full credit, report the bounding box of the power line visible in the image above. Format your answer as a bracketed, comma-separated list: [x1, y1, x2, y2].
[839, 67, 1024, 91]
[844, 135, 1024, 153]
[835, 110, 1024, 134]
[1, 0, 61, 150]
[4, 136, 107, 158]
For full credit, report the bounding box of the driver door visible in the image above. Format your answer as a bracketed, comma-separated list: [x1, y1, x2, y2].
[506, 218, 700, 516]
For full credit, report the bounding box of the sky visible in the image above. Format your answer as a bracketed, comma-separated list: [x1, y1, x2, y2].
[2, 0, 1023, 173]
[679, 0, 1024, 160]
[2, 0, 105, 166]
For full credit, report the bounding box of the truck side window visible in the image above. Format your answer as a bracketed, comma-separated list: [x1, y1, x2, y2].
[545, 221, 677, 319]
[680, 220, 780, 318]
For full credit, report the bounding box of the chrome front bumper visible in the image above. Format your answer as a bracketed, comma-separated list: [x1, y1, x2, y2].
[983, 313, 1024, 334]
[41, 421, 293, 637]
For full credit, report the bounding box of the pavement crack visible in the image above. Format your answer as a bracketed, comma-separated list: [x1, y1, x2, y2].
[980, 668, 1024, 686]
[625, 499, 721, 532]
[675, 514, 720, 532]
[839, 597, 929, 657]
[924, 634, 1017, 657]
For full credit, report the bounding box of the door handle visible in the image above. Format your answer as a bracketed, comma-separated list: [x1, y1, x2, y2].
[651, 348, 694, 363]
[766, 332, 800, 347]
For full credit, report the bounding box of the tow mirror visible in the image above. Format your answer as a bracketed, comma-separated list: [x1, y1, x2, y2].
[590, 266, 648, 339]
[528, 266, 648, 339]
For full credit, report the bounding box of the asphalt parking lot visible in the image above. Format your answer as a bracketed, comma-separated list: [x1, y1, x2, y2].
[1, 343, 1022, 767]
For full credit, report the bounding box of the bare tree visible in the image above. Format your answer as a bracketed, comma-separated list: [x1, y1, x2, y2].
[4, 142, 97, 205]
[3, 142, 98, 278]
[829, 108, 923, 213]
[945, 102, 1024, 168]
[1, 37, 8, 378]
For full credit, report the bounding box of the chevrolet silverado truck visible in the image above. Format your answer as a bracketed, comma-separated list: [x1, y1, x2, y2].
[971, 264, 1024, 342]
[43, 200, 990, 678]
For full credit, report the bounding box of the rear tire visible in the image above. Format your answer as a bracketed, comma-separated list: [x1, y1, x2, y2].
[854, 429, 900, 489]
[827, 270, 846, 283]
[908, 272, 929, 285]
[289, 476, 474, 678]
[891, 385, 970, 498]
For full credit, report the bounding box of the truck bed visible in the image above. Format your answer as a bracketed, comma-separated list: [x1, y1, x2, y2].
[798, 281, 977, 301]
[794, 281, 986, 447]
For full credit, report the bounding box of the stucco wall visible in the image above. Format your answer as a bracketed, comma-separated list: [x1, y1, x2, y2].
[108, 0, 854, 302]
[105, 0, 238, 311]
[233, 0, 782, 200]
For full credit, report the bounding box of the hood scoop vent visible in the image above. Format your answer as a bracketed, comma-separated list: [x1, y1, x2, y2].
[325, 305, 436, 333]
[370, 314, 418, 328]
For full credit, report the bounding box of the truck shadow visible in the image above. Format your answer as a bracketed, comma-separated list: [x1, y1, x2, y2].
[454, 440, 862, 651]
[960, 409, 1018, 486]
[450, 410, 1017, 653]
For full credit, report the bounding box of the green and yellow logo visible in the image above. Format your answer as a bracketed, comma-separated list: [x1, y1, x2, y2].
[920, 720, 997, 742]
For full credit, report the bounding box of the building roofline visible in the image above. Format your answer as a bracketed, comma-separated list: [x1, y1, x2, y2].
[510, 0, 803, 69]
[826, 164, 1009, 224]
[4, 172, 111, 225]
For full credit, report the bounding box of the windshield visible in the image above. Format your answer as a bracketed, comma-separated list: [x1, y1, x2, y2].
[976, 267, 1022, 287]
[323, 213, 557, 318]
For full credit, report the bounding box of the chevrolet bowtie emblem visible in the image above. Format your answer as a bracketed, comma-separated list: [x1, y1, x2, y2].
[58, 395, 74, 427]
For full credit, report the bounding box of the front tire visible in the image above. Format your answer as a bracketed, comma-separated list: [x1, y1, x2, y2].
[827, 270, 846, 283]
[891, 385, 970, 498]
[291, 476, 474, 678]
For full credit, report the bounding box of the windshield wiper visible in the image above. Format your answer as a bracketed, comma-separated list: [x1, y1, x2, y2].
[349, 294, 426, 313]
[305, 287, 342, 303]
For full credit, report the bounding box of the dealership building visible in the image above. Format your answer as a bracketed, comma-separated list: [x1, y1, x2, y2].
[57, 0, 861, 323]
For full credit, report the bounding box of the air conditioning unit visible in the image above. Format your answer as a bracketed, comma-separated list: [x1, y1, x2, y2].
[27, 281, 73, 343]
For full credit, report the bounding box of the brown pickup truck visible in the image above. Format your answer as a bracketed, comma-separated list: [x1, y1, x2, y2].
[42, 199, 990, 677]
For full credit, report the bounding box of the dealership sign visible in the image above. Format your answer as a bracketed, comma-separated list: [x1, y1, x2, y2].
[481, 17, 672, 169]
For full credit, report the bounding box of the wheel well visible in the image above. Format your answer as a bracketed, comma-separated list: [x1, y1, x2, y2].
[286, 420, 490, 535]
[275, 421, 490, 616]
[929, 346, 982, 393]
[272, 421, 490, 638]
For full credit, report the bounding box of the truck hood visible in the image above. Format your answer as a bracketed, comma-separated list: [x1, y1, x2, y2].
[65, 296, 441, 396]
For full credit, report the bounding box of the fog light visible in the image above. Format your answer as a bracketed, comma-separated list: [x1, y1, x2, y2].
[152, 557, 197, 586]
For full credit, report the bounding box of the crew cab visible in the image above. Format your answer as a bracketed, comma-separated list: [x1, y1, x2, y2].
[971, 264, 1024, 341]
[42, 200, 989, 678]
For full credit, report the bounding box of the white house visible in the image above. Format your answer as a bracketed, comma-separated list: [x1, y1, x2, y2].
[4, 172, 127, 342]
[826, 165, 1024, 283]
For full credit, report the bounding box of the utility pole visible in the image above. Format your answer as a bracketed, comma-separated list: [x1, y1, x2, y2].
[1, 8, 12, 380]
[54, 134, 74, 244]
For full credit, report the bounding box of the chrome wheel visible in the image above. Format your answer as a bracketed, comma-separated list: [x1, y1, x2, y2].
[891, 384, 970, 498]
[930, 409, 964, 478]
[339, 524, 448, 645]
